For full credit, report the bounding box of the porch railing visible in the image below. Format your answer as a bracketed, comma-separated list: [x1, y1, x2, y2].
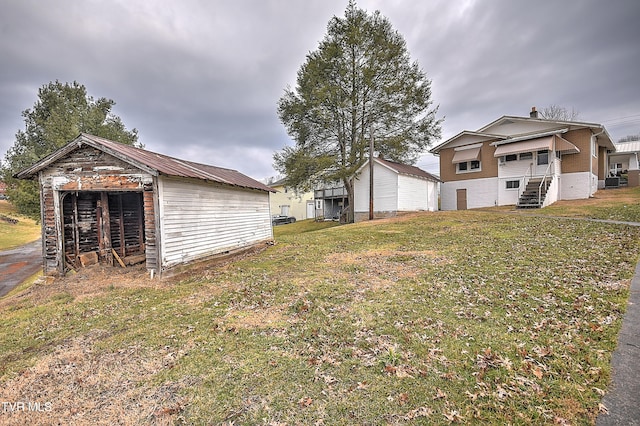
[538, 162, 553, 207]
[518, 163, 534, 203]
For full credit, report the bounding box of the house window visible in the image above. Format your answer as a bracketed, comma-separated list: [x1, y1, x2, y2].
[505, 154, 518, 162]
[592, 139, 598, 158]
[537, 150, 549, 165]
[457, 160, 481, 173]
[519, 152, 533, 160]
[506, 180, 520, 189]
[315, 199, 322, 210]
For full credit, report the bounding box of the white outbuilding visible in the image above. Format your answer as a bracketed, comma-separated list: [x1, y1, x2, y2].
[16, 133, 275, 277]
[352, 157, 440, 222]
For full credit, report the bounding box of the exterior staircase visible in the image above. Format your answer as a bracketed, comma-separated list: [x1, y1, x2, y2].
[517, 178, 551, 209]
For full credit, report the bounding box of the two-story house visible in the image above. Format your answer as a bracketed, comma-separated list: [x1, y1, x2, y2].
[269, 177, 315, 220]
[429, 108, 615, 210]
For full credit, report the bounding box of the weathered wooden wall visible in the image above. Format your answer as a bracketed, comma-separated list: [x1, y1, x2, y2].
[39, 145, 156, 274]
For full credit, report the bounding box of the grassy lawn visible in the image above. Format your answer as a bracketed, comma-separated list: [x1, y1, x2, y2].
[485, 186, 640, 223]
[0, 194, 639, 424]
[0, 200, 40, 250]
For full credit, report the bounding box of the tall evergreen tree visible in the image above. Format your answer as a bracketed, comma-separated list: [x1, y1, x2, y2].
[1, 81, 139, 218]
[275, 1, 441, 221]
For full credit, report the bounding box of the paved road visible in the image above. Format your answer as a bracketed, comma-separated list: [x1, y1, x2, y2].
[597, 258, 640, 425]
[0, 239, 42, 297]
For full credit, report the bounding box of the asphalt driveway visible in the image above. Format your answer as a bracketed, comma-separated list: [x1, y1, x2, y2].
[0, 239, 42, 297]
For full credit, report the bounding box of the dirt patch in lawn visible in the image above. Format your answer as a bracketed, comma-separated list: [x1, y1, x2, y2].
[325, 249, 450, 291]
[224, 307, 289, 330]
[0, 264, 158, 310]
[0, 329, 197, 425]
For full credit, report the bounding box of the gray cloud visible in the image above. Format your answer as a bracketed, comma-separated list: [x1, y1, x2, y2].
[1, 0, 639, 178]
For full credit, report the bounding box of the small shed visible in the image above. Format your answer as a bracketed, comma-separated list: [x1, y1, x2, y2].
[16, 133, 274, 277]
[352, 157, 440, 222]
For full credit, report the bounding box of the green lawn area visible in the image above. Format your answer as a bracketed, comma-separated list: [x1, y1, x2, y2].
[0, 200, 40, 250]
[485, 186, 640, 223]
[1, 192, 639, 424]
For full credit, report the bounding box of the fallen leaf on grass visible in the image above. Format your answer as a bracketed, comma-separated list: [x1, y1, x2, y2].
[599, 403, 609, 414]
[398, 392, 409, 405]
[533, 367, 544, 379]
[298, 397, 313, 407]
[155, 404, 182, 417]
[395, 366, 415, 379]
[465, 391, 478, 401]
[384, 365, 397, 374]
[433, 388, 447, 400]
[404, 406, 433, 420]
[443, 409, 464, 423]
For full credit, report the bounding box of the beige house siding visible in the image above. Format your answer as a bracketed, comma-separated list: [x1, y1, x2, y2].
[598, 146, 608, 180]
[560, 129, 592, 173]
[439, 141, 498, 182]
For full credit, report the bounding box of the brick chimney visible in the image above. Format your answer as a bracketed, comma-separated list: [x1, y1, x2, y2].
[530, 106, 538, 118]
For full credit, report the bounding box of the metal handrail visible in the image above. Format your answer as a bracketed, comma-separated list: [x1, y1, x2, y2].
[538, 162, 553, 206]
[517, 163, 533, 206]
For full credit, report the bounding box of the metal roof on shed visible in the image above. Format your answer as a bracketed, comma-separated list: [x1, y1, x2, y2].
[375, 157, 441, 182]
[16, 133, 275, 192]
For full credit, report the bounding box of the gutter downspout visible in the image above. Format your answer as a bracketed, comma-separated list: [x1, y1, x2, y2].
[591, 127, 606, 196]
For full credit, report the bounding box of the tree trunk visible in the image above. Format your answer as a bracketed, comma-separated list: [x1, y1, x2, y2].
[343, 177, 355, 223]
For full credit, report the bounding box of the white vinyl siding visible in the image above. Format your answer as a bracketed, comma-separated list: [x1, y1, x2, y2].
[498, 158, 535, 179]
[354, 163, 398, 213]
[158, 177, 272, 269]
[353, 160, 439, 217]
[560, 172, 596, 200]
[397, 174, 436, 211]
[440, 177, 499, 210]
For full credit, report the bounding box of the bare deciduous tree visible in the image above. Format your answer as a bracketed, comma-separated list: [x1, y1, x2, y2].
[539, 104, 580, 121]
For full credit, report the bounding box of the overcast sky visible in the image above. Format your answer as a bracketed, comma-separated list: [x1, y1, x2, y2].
[1, 0, 639, 179]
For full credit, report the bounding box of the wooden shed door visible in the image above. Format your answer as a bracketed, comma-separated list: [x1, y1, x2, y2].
[456, 189, 467, 210]
[108, 192, 145, 258]
[62, 191, 145, 266]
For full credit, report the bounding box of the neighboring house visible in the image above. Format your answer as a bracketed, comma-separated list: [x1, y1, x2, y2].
[314, 183, 349, 221]
[15, 133, 274, 277]
[0, 181, 6, 199]
[268, 177, 315, 220]
[608, 140, 640, 187]
[314, 157, 440, 222]
[352, 157, 440, 222]
[429, 108, 616, 210]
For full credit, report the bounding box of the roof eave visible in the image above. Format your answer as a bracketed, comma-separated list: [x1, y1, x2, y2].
[490, 128, 570, 146]
[429, 131, 506, 154]
[80, 134, 159, 177]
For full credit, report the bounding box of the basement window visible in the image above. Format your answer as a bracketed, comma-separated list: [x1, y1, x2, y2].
[506, 180, 520, 189]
